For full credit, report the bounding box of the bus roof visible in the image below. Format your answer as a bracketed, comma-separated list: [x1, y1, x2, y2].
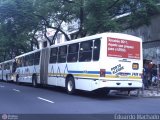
[50, 32, 142, 48]
[15, 49, 41, 58]
[3, 59, 14, 63]
[14, 32, 142, 58]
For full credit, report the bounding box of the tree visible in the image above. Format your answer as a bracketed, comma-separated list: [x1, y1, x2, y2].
[33, 0, 73, 44]
[108, 0, 160, 29]
[81, 0, 160, 35]
[0, 0, 40, 61]
[0, 0, 159, 62]
[50, 0, 159, 38]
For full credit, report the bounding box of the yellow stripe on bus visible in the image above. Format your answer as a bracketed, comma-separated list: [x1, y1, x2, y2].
[48, 73, 141, 80]
[17, 73, 141, 80]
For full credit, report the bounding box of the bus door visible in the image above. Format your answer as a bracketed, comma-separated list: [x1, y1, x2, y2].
[40, 48, 50, 85]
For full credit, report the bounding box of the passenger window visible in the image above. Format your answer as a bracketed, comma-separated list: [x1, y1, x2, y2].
[58, 46, 67, 63]
[67, 43, 79, 62]
[79, 41, 93, 62]
[93, 39, 101, 61]
[24, 56, 28, 66]
[16, 58, 21, 67]
[4, 63, 10, 70]
[50, 48, 58, 63]
[19, 57, 24, 67]
[28, 54, 34, 66]
[34, 51, 40, 65]
[12, 61, 17, 73]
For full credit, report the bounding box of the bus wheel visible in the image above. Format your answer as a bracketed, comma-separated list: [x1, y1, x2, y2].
[16, 75, 20, 85]
[32, 75, 38, 87]
[6, 75, 8, 82]
[66, 76, 75, 94]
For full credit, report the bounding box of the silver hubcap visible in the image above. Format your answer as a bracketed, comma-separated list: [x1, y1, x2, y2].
[67, 80, 73, 92]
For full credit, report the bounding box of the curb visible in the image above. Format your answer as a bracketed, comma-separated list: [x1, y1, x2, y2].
[131, 90, 160, 98]
[111, 90, 160, 98]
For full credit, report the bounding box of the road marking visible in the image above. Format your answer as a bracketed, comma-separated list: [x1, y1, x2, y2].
[37, 97, 54, 104]
[0, 85, 5, 88]
[13, 89, 20, 92]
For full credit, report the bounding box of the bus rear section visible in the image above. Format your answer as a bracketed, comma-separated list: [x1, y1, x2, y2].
[93, 33, 143, 91]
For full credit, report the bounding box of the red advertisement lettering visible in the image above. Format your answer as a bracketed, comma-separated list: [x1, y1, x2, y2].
[107, 37, 140, 59]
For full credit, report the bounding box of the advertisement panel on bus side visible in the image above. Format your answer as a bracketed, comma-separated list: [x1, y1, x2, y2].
[107, 37, 140, 59]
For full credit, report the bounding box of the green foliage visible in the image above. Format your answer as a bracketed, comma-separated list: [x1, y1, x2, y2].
[84, 0, 160, 34]
[0, 0, 39, 61]
[84, 0, 122, 34]
[113, 0, 160, 29]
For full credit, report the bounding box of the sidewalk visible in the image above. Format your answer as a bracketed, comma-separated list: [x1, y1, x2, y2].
[111, 87, 160, 98]
[131, 87, 160, 97]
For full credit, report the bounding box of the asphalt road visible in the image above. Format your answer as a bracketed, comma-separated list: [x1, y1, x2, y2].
[0, 81, 160, 115]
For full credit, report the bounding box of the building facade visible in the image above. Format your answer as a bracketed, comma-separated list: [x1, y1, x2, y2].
[124, 14, 160, 64]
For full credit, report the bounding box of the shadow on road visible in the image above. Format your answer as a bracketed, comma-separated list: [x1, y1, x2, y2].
[1, 81, 138, 101]
[75, 90, 138, 100]
[43, 85, 138, 101]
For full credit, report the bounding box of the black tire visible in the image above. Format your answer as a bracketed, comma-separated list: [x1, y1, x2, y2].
[16, 75, 20, 85]
[32, 75, 38, 87]
[66, 76, 75, 94]
[6, 75, 8, 82]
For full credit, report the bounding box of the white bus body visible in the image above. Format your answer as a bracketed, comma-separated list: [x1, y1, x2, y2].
[14, 49, 41, 84]
[13, 32, 142, 94]
[0, 60, 14, 81]
[46, 33, 143, 93]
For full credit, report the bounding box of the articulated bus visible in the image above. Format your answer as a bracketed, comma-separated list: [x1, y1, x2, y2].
[0, 33, 143, 94]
